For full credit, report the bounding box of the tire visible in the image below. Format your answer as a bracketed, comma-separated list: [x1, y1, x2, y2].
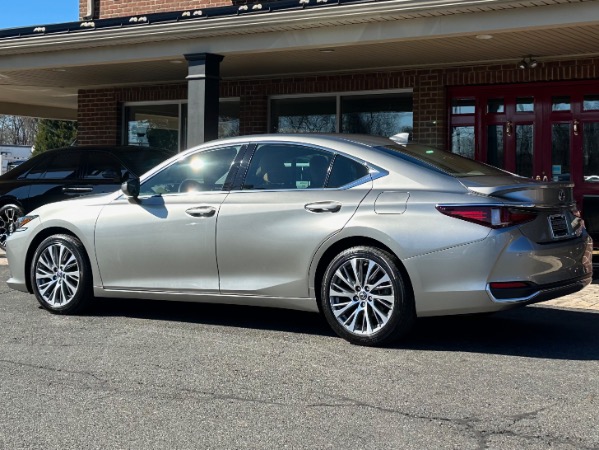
[0, 203, 24, 251]
[30, 234, 94, 314]
[320, 246, 415, 346]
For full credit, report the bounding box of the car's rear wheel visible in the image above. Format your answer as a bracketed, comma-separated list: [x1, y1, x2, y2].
[31, 234, 93, 314]
[321, 246, 415, 346]
[0, 204, 24, 251]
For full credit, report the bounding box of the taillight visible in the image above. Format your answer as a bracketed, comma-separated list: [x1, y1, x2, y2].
[436, 205, 537, 229]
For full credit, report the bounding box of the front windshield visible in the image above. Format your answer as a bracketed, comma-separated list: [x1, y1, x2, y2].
[378, 143, 511, 178]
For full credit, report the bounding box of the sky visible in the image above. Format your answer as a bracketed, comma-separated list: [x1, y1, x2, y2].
[0, 0, 79, 29]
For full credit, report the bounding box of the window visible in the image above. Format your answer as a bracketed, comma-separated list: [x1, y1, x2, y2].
[40, 153, 80, 179]
[124, 99, 240, 152]
[327, 155, 370, 188]
[139, 145, 241, 196]
[83, 152, 124, 180]
[243, 143, 369, 190]
[341, 93, 413, 138]
[451, 98, 475, 115]
[269, 91, 413, 139]
[270, 97, 336, 133]
[451, 126, 475, 159]
[126, 104, 181, 152]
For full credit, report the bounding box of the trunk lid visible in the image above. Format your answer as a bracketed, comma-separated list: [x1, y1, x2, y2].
[459, 176, 574, 207]
[459, 176, 583, 243]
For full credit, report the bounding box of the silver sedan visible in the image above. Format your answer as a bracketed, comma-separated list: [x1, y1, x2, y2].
[5, 134, 593, 346]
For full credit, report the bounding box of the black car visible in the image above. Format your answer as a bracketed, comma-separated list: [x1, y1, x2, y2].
[0, 145, 175, 250]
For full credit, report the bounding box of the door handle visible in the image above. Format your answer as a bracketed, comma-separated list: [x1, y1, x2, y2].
[305, 201, 342, 213]
[62, 187, 93, 193]
[185, 206, 216, 217]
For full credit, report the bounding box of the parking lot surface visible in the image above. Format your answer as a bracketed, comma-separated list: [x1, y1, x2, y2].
[1, 254, 599, 449]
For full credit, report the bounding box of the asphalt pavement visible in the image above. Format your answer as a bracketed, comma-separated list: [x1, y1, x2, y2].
[1, 260, 599, 449]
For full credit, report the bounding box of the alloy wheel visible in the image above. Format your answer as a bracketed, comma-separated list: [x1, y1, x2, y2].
[0, 205, 23, 250]
[328, 257, 395, 336]
[34, 242, 81, 307]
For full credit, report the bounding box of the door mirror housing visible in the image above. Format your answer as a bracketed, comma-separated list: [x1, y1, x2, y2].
[121, 177, 140, 198]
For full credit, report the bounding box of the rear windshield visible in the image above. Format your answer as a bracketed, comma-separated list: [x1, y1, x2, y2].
[377, 144, 510, 178]
[117, 148, 175, 175]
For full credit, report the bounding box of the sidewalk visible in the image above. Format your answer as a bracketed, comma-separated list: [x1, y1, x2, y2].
[1, 248, 598, 311]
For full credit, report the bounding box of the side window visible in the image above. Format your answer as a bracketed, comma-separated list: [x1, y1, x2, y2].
[243, 143, 333, 190]
[327, 155, 370, 188]
[22, 155, 51, 180]
[139, 145, 240, 196]
[39, 153, 81, 180]
[83, 152, 124, 180]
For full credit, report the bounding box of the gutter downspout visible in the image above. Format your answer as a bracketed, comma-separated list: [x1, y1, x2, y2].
[84, 0, 95, 20]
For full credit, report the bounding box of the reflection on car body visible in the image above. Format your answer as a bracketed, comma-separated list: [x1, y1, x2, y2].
[5, 134, 593, 346]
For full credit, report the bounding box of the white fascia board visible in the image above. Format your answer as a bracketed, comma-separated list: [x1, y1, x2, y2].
[0, 0, 597, 71]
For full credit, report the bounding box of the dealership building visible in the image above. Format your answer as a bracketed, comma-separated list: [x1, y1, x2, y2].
[1, 0, 599, 227]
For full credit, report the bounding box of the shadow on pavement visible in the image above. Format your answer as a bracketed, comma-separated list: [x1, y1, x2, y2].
[89, 297, 335, 338]
[88, 297, 599, 359]
[402, 306, 599, 360]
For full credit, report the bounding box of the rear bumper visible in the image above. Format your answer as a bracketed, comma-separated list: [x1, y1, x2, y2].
[487, 274, 592, 305]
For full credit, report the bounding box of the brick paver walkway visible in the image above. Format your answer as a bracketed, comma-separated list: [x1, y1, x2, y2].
[1, 249, 597, 311]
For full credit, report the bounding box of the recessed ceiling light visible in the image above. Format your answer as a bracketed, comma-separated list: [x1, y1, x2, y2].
[319, 48, 335, 53]
[170, 60, 184, 64]
[475, 34, 493, 40]
[51, 68, 67, 72]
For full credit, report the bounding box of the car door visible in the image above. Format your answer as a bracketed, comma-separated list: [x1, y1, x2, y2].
[94, 144, 242, 292]
[80, 151, 128, 195]
[25, 150, 84, 211]
[217, 142, 372, 298]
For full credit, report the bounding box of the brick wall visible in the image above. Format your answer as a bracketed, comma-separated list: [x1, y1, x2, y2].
[77, 57, 599, 147]
[79, 0, 233, 20]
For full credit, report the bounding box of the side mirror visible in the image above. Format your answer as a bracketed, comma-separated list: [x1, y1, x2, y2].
[121, 177, 140, 198]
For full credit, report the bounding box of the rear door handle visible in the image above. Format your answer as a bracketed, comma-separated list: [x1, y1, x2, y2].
[185, 206, 217, 217]
[305, 201, 342, 213]
[62, 187, 94, 193]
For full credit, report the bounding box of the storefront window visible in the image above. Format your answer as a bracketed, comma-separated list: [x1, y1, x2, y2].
[269, 91, 413, 138]
[487, 99, 504, 114]
[270, 97, 336, 133]
[451, 99, 475, 115]
[487, 125, 504, 168]
[552, 96, 570, 111]
[341, 93, 413, 138]
[515, 124, 534, 177]
[451, 126, 475, 159]
[516, 97, 534, 113]
[583, 122, 599, 182]
[583, 95, 599, 111]
[126, 104, 180, 152]
[219, 100, 240, 138]
[552, 123, 570, 181]
[125, 100, 240, 152]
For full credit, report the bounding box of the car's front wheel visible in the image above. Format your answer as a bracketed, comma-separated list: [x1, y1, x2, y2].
[31, 234, 93, 314]
[0, 203, 24, 251]
[321, 246, 415, 346]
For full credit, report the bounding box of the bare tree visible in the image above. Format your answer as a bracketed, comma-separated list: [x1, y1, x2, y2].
[0, 115, 39, 145]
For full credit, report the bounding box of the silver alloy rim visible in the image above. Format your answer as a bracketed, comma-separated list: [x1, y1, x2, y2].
[0, 206, 20, 249]
[329, 257, 395, 336]
[35, 243, 80, 307]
